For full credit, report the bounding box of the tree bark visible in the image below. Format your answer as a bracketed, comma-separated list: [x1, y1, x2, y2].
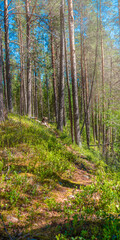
[58, 0, 65, 132]
[80, 4, 86, 128]
[34, 62, 38, 118]
[0, 26, 4, 122]
[68, 0, 81, 146]
[95, 93, 98, 141]
[100, 0, 105, 154]
[4, 0, 12, 112]
[39, 73, 43, 119]
[83, 37, 90, 147]
[50, 17, 58, 123]
[1, 39, 7, 109]
[64, 31, 74, 142]
[18, 18, 24, 115]
[46, 74, 50, 121]
[26, 0, 31, 117]
[91, 95, 95, 143]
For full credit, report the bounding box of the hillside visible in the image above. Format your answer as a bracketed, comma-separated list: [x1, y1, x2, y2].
[0, 115, 120, 240]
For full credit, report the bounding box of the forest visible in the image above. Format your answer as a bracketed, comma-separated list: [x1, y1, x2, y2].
[0, 0, 120, 239]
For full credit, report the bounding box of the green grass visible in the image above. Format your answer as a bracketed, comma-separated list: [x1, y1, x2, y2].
[0, 114, 75, 180]
[0, 114, 120, 240]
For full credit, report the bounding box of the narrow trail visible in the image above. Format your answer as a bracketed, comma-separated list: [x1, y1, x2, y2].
[35, 122, 96, 206]
[44, 126, 96, 205]
[24, 127, 96, 240]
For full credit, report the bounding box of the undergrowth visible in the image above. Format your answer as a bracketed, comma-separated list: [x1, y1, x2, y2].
[0, 114, 120, 240]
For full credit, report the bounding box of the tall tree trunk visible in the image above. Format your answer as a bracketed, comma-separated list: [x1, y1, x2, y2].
[95, 1, 99, 143]
[0, 26, 4, 122]
[95, 93, 98, 141]
[106, 58, 113, 159]
[1, 39, 7, 108]
[80, 4, 86, 128]
[26, 0, 31, 117]
[64, 31, 74, 142]
[91, 95, 95, 143]
[46, 74, 50, 121]
[4, 0, 12, 112]
[80, 32, 86, 134]
[109, 58, 114, 152]
[80, 0, 98, 137]
[32, 71, 35, 117]
[58, 0, 65, 131]
[50, 18, 58, 123]
[63, 105, 66, 126]
[98, 93, 101, 146]
[18, 19, 24, 115]
[83, 37, 90, 147]
[34, 62, 38, 118]
[100, 0, 105, 154]
[95, 71, 99, 142]
[68, 0, 81, 146]
[23, 67, 27, 115]
[39, 73, 43, 119]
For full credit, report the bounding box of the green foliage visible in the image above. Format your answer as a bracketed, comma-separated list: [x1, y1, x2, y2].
[55, 171, 120, 239]
[0, 161, 3, 173]
[64, 173, 120, 218]
[0, 114, 120, 240]
[45, 198, 61, 211]
[6, 189, 20, 206]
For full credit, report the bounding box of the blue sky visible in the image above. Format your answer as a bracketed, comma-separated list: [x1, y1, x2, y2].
[0, 0, 119, 66]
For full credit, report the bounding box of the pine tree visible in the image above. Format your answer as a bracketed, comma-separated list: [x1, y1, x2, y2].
[68, 0, 81, 146]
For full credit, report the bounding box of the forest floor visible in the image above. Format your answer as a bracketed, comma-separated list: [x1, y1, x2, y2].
[0, 115, 120, 240]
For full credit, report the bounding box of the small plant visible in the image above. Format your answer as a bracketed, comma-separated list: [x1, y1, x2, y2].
[6, 189, 20, 206]
[45, 198, 61, 211]
[0, 161, 3, 173]
[56, 234, 68, 240]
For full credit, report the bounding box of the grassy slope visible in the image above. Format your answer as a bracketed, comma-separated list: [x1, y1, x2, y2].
[0, 114, 120, 240]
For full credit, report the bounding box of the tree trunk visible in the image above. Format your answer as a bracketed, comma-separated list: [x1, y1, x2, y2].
[18, 19, 24, 115]
[95, 69, 99, 142]
[95, 93, 98, 141]
[34, 62, 38, 118]
[91, 96, 95, 143]
[1, 39, 7, 109]
[32, 71, 35, 117]
[4, 0, 12, 112]
[58, 0, 65, 132]
[80, 4, 86, 128]
[64, 31, 74, 142]
[109, 58, 114, 152]
[23, 68, 27, 115]
[26, 0, 31, 117]
[100, 0, 105, 154]
[68, 0, 81, 146]
[39, 73, 43, 119]
[83, 37, 90, 147]
[50, 18, 58, 123]
[46, 74, 50, 121]
[0, 26, 4, 122]
[98, 94, 101, 146]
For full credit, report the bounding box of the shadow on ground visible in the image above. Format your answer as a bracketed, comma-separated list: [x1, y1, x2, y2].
[0, 216, 120, 240]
